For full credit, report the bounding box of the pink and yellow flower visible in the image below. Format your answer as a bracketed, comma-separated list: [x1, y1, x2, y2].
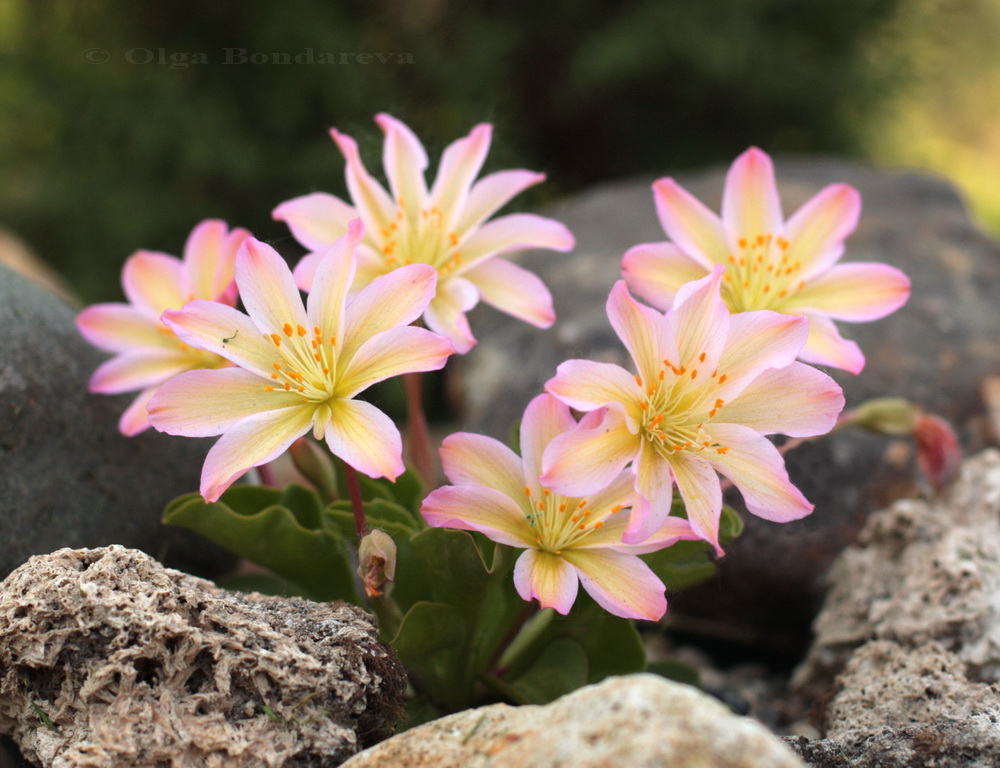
[421, 394, 699, 620]
[542, 268, 845, 553]
[76, 220, 251, 435]
[273, 114, 575, 353]
[147, 220, 455, 502]
[622, 147, 910, 374]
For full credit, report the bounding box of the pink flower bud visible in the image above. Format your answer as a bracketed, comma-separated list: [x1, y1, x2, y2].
[914, 413, 962, 491]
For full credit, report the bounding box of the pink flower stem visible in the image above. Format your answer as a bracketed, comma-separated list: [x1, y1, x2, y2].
[342, 461, 368, 542]
[403, 371, 435, 486]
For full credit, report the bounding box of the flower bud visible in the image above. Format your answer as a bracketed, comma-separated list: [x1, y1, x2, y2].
[357, 529, 397, 598]
[914, 413, 962, 491]
[843, 397, 920, 436]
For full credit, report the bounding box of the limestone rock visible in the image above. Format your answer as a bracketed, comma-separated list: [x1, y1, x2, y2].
[824, 640, 1000, 746]
[340, 673, 805, 768]
[457, 159, 1000, 651]
[793, 448, 1000, 699]
[0, 263, 232, 580]
[0, 546, 407, 768]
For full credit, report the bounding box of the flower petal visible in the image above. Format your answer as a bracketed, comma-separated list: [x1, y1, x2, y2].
[330, 127, 395, 232]
[714, 310, 808, 400]
[722, 147, 783, 241]
[666, 266, 730, 371]
[183, 219, 248, 301]
[545, 359, 642, 420]
[784, 183, 861, 280]
[561, 549, 666, 621]
[798, 314, 865, 374]
[88, 348, 194, 394]
[607, 280, 677, 385]
[336, 326, 453, 398]
[706, 423, 813, 523]
[236, 238, 309, 338]
[323, 398, 405, 481]
[122, 251, 184, 317]
[200, 406, 315, 501]
[668, 451, 723, 554]
[429, 123, 492, 228]
[439, 432, 525, 501]
[786, 262, 911, 322]
[342, 263, 437, 361]
[375, 113, 429, 219]
[520, 394, 578, 482]
[513, 549, 579, 614]
[621, 242, 710, 311]
[624, 439, 676, 544]
[423, 277, 479, 354]
[420, 485, 533, 547]
[118, 387, 157, 436]
[76, 304, 168, 352]
[540, 408, 639, 497]
[456, 169, 545, 235]
[652, 178, 729, 265]
[162, 300, 276, 379]
[456, 213, 575, 271]
[148, 367, 303, 437]
[717, 362, 844, 437]
[464, 258, 555, 328]
[306, 220, 363, 347]
[273, 193, 359, 252]
[614, 514, 701, 555]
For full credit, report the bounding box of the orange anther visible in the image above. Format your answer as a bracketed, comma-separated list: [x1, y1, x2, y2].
[296, 325, 307, 336]
[283, 323, 293, 337]
[718, 374, 728, 384]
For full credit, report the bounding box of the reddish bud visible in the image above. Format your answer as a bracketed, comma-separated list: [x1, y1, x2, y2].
[914, 413, 962, 491]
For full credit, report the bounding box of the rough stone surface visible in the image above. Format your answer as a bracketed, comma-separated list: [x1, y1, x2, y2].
[781, 451, 1000, 766]
[340, 674, 805, 768]
[793, 448, 1000, 699]
[824, 640, 1000, 745]
[0, 546, 407, 768]
[456, 158, 1000, 653]
[0, 264, 234, 581]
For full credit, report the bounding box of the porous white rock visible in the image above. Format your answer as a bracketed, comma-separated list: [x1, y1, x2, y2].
[341, 673, 805, 768]
[0, 546, 406, 768]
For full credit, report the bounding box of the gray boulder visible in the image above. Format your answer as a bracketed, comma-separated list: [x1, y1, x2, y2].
[0, 264, 231, 580]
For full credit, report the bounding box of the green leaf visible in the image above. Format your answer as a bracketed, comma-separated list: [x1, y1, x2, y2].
[162, 486, 358, 603]
[391, 601, 466, 658]
[391, 464, 427, 516]
[216, 572, 313, 598]
[647, 658, 701, 687]
[506, 638, 588, 704]
[578, 611, 646, 684]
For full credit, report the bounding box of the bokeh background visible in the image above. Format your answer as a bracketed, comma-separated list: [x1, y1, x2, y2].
[2, 0, 999, 303]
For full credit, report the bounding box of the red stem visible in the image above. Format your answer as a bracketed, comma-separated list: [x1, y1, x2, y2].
[403, 371, 435, 486]
[343, 462, 368, 542]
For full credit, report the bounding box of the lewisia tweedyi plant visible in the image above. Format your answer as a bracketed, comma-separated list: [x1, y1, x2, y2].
[421, 394, 700, 621]
[622, 147, 910, 373]
[74, 133, 922, 727]
[76, 220, 250, 435]
[147, 220, 454, 501]
[274, 113, 575, 354]
[543, 269, 845, 552]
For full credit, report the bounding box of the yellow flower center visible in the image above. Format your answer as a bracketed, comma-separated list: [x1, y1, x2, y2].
[523, 486, 623, 554]
[637, 351, 729, 459]
[377, 200, 463, 278]
[158, 325, 227, 369]
[260, 322, 339, 403]
[723, 232, 805, 312]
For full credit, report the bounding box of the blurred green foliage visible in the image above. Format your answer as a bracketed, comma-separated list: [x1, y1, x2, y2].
[0, 0, 909, 302]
